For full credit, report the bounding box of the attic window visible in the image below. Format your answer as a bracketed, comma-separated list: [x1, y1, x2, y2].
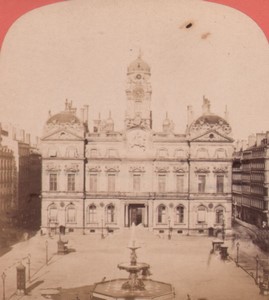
[209, 134, 214, 139]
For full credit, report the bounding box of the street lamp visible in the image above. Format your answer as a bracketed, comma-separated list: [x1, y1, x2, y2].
[27, 254, 31, 282]
[222, 219, 225, 241]
[168, 217, 171, 240]
[45, 240, 48, 265]
[101, 218, 104, 239]
[256, 255, 260, 284]
[236, 242, 240, 267]
[2, 272, 6, 300]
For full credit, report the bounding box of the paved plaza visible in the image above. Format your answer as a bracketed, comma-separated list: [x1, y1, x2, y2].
[0, 227, 267, 300]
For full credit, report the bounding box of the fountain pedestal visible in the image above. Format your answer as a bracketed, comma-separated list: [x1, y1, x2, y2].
[91, 243, 175, 300]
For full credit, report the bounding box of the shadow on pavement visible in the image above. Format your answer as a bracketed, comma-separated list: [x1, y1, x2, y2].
[42, 285, 94, 300]
[26, 280, 44, 294]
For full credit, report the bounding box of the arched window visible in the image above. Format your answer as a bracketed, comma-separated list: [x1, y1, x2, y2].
[216, 206, 225, 224]
[107, 204, 115, 223]
[197, 206, 207, 224]
[48, 147, 58, 157]
[66, 147, 78, 158]
[88, 204, 97, 223]
[66, 204, 76, 223]
[197, 148, 209, 159]
[48, 204, 57, 223]
[90, 149, 98, 158]
[159, 148, 168, 158]
[215, 148, 227, 158]
[176, 205, 184, 223]
[157, 205, 167, 224]
[174, 149, 184, 158]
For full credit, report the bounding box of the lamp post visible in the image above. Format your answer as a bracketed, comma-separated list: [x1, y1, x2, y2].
[236, 242, 240, 267]
[256, 255, 259, 284]
[222, 219, 225, 241]
[45, 240, 48, 265]
[2, 272, 6, 300]
[27, 254, 31, 282]
[168, 217, 171, 240]
[101, 218, 104, 239]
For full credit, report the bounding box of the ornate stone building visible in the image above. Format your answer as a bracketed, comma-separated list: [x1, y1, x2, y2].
[41, 56, 234, 235]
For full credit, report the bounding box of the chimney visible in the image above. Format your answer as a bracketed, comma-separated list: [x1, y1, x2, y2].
[187, 105, 193, 126]
[80, 108, 85, 123]
[84, 105, 89, 124]
[202, 96, 211, 115]
[20, 130, 25, 142]
[12, 127, 17, 140]
[266, 131, 269, 144]
[26, 133, 31, 145]
[256, 133, 266, 146]
[242, 140, 248, 150]
[248, 134, 256, 148]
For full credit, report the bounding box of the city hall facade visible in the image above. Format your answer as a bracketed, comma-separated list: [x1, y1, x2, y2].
[41, 56, 234, 235]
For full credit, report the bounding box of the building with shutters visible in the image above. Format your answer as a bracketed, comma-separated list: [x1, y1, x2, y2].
[0, 123, 41, 228]
[232, 132, 269, 228]
[40, 55, 234, 235]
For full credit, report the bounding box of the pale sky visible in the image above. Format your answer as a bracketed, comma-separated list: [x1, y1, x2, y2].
[0, 0, 268, 141]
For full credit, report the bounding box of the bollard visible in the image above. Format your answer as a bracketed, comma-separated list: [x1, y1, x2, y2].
[45, 240, 48, 265]
[27, 254, 31, 282]
[236, 242, 240, 267]
[2, 272, 6, 300]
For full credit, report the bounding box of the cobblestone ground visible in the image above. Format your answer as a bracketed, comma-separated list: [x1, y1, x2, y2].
[0, 226, 266, 300]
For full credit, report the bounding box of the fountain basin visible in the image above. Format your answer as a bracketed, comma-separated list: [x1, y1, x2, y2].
[118, 262, 150, 272]
[91, 278, 174, 300]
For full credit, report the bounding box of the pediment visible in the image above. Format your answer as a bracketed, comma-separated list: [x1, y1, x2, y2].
[42, 129, 83, 141]
[190, 130, 233, 143]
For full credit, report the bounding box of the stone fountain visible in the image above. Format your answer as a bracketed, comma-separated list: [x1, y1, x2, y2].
[91, 225, 175, 300]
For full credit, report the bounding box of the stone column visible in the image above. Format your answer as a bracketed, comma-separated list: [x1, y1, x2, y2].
[144, 203, 148, 227]
[125, 204, 129, 227]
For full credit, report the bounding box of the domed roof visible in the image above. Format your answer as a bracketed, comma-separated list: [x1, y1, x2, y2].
[127, 56, 150, 74]
[46, 111, 81, 125]
[46, 100, 83, 126]
[193, 114, 229, 126]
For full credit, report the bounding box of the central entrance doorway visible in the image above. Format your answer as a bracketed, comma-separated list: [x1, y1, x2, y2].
[128, 204, 146, 226]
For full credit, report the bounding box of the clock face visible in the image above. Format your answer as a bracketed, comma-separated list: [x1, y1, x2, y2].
[133, 87, 144, 98]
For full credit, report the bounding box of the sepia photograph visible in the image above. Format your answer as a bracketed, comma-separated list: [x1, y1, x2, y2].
[0, 0, 269, 299]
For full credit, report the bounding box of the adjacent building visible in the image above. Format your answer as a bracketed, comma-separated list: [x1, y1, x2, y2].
[41, 55, 234, 235]
[0, 123, 41, 228]
[232, 133, 269, 228]
[0, 125, 16, 215]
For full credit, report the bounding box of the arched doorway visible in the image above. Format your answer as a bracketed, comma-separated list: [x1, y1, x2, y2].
[128, 204, 146, 226]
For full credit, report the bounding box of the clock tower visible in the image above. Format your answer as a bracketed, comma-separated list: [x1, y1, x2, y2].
[125, 54, 152, 129]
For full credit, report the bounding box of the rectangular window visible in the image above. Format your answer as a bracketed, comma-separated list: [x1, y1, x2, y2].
[89, 174, 97, 192]
[158, 175, 166, 192]
[176, 175, 184, 193]
[49, 173, 57, 191]
[108, 174, 116, 192]
[197, 207, 206, 223]
[133, 174, 141, 192]
[198, 175, 206, 193]
[67, 174, 75, 191]
[216, 175, 224, 193]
